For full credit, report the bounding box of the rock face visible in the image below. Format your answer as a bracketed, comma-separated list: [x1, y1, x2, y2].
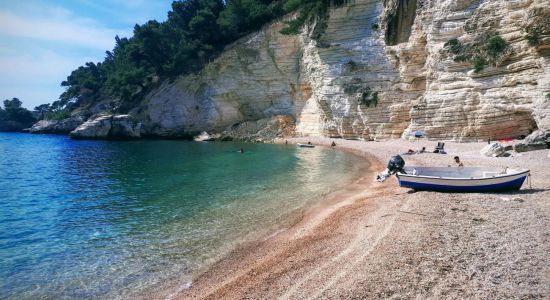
[70, 115, 141, 139]
[126, 0, 548, 142]
[404, 0, 549, 141]
[28, 115, 86, 134]
[131, 20, 302, 138]
[48, 0, 548, 141]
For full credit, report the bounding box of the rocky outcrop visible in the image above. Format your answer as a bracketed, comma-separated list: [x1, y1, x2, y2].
[50, 0, 549, 142]
[514, 130, 550, 152]
[70, 114, 141, 139]
[218, 115, 295, 142]
[28, 115, 86, 134]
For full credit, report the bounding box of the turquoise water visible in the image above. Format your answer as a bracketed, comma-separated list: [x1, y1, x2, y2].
[0, 133, 366, 299]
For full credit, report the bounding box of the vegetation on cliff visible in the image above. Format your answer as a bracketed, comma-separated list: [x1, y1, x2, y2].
[53, 0, 342, 116]
[443, 32, 509, 73]
[279, 0, 345, 37]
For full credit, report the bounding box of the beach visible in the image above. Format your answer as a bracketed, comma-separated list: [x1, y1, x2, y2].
[163, 137, 550, 299]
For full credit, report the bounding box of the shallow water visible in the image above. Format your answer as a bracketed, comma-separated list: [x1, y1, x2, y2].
[0, 133, 366, 299]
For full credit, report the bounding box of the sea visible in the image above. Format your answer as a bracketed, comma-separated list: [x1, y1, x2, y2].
[0, 132, 366, 299]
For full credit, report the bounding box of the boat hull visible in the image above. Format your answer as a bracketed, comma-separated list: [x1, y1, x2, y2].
[397, 170, 529, 192]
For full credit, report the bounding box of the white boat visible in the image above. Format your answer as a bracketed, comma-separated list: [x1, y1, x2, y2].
[297, 143, 315, 148]
[396, 167, 530, 192]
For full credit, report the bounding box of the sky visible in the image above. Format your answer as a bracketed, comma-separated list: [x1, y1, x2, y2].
[0, 0, 172, 109]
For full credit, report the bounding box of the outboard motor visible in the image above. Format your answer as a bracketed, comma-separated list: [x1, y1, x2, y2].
[376, 155, 406, 182]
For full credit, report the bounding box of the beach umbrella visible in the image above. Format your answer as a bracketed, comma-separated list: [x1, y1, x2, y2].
[411, 130, 427, 138]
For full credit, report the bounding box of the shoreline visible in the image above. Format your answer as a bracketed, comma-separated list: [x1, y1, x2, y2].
[146, 138, 384, 299]
[157, 137, 549, 299]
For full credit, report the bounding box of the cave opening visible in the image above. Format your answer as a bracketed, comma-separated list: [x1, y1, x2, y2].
[385, 0, 418, 46]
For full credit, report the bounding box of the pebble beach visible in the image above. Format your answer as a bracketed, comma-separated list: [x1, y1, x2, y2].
[163, 138, 550, 299]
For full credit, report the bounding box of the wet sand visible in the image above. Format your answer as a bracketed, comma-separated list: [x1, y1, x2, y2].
[161, 138, 550, 299]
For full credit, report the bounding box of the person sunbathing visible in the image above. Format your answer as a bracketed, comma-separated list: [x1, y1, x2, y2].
[404, 147, 426, 155]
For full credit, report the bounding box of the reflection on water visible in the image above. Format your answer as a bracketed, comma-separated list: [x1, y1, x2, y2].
[0, 133, 366, 299]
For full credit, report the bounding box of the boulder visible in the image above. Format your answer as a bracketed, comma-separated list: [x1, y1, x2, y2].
[70, 114, 141, 139]
[193, 132, 221, 141]
[480, 143, 506, 157]
[514, 130, 550, 152]
[70, 115, 112, 139]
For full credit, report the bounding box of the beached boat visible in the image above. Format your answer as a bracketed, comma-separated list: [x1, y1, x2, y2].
[396, 167, 530, 192]
[297, 143, 315, 148]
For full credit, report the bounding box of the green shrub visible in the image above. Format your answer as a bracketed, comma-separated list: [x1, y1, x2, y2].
[526, 27, 542, 46]
[486, 35, 507, 59]
[279, 12, 309, 35]
[45, 110, 71, 120]
[280, 0, 347, 37]
[444, 33, 508, 73]
[371, 23, 379, 30]
[360, 90, 378, 107]
[444, 38, 462, 55]
[472, 56, 487, 73]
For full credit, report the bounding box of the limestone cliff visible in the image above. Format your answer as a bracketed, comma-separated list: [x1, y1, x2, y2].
[130, 20, 302, 138]
[64, 0, 550, 142]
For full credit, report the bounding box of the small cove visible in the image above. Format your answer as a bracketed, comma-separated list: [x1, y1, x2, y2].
[0, 133, 367, 299]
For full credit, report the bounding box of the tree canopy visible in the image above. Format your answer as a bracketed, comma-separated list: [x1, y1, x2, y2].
[55, 0, 333, 114]
[0, 98, 37, 131]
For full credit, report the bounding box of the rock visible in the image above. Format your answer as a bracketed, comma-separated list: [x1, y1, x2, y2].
[28, 115, 86, 134]
[29, 120, 56, 133]
[70, 114, 141, 139]
[70, 115, 112, 139]
[514, 130, 550, 152]
[480, 143, 506, 157]
[193, 132, 220, 141]
[219, 115, 295, 142]
[515, 143, 548, 152]
[110, 115, 141, 138]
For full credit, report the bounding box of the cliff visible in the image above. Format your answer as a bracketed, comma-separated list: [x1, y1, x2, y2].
[37, 0, 550, 143]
